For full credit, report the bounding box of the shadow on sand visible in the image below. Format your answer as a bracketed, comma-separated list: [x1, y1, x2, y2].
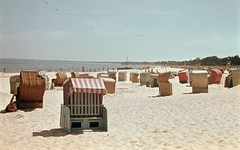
[32, 128, 82, 137]
[32, 128, 107, 137]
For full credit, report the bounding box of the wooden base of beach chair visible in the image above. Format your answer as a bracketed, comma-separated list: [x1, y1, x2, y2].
[17, 100, 43, 109]
[60, 104, 108, 133]
[159, 82, 172, 96]
[140, 82, 147, 86]
[192, 88, 208, 93]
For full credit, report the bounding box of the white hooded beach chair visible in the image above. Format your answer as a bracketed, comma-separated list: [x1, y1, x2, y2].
[60, 78, 108, 133]
[140, 72, 151, 86]
[192, 70, 208, 93]
[118, 71, 127, 81]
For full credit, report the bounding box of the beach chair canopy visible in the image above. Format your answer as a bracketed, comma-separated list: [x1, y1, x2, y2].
[158, 71, 171, 83]
[68, 78, 107, 95]
[178, 70, 189, 83]
[210, 68, 222, 83]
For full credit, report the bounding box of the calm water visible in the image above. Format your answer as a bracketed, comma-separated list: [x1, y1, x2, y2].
[0, 58, 143, 73]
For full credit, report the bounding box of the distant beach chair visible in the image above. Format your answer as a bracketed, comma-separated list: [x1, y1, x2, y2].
[60, 78, 108, 133]
[178, 70, 189, 83]
[79, 73, 90, 78]
[131, 73, 139, 83]
[107, 71, 117, 81]
[232, 69, 240, 86]
[158, 72, 172, 96]
[71, 72, 90, 78]
[118, 71, 127, 81]
[16, 71, 46, 109]
[97, 72, 116, 93]
[158, 71, 171, 83]
[150, 74, 158, 87]
[100, 77, 116, 94]
[52, 72, 67, 86]
[191, 70, 208, 93]
[140, 72, 151, 86]
[97, 72, 109, 79]
[70, 72, 79, 78]
[9, 75, 20, 95]
[210, 68, 222, 84]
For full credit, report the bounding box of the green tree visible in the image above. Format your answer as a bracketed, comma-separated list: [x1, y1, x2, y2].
[201, 56, 221, 66]
[230, 55, 240, 65]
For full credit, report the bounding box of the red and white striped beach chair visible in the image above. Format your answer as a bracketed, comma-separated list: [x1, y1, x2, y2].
[60, 78, 108, 133]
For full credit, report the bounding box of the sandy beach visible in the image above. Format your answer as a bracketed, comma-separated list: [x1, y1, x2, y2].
[0, 67, 239, 150]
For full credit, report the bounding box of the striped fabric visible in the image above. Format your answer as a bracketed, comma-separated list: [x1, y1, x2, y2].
[69, 78, 107, 94]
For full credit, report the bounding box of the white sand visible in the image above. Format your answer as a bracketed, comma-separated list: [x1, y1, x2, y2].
[0, 68, 239, 150]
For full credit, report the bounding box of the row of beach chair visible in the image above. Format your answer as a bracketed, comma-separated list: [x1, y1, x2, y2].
[8, 69, 240, 133]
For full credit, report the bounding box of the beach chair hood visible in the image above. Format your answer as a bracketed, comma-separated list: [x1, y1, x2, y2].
[68, 78, 107, 95]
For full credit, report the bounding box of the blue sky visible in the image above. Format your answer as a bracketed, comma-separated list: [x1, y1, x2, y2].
[0, 0, 239, 62]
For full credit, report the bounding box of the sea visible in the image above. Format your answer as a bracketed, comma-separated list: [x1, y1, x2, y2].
[0, 58, 144, 73]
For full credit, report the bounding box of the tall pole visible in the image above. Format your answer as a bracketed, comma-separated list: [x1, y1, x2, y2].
[126, 55, 128, 67]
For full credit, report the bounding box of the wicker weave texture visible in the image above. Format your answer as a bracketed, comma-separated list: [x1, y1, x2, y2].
[18, 71, 46, 101]
[55, 72, 67, 85]
[70, 72, 79, 78]
[158, 72, 171, 83]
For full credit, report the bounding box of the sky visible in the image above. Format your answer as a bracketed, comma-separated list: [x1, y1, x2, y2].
[0, 0, 240, 62]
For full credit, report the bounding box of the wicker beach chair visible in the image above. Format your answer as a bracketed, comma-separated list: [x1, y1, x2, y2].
[158, 71, 171, 83]
[97, 72, 116, 94]
[130, 72, 139, 83]
[97, 72, 109, 79]
[70, 72, 79, 78]
[232, 69, 240, 87]
[158, 71, 172, 96]
[149, 74, 158, 87]
[210, 68, 222, 84]
[99, 77, 116, 94]
[52, 72, 67, 86]
[178, 70, 189, 83]
[79, 73, 90, 78]
[191, 70, 208, 93]
[107, 71, 117, 81]
[60, 78, 108, 133]
[140, 72, 151, 86]
[118, 71, 127, 81]
[16, 71, 46, 109]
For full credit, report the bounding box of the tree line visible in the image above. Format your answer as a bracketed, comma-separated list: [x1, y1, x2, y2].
[153, 55, 240, 66]
[126, 55, 240, 67]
